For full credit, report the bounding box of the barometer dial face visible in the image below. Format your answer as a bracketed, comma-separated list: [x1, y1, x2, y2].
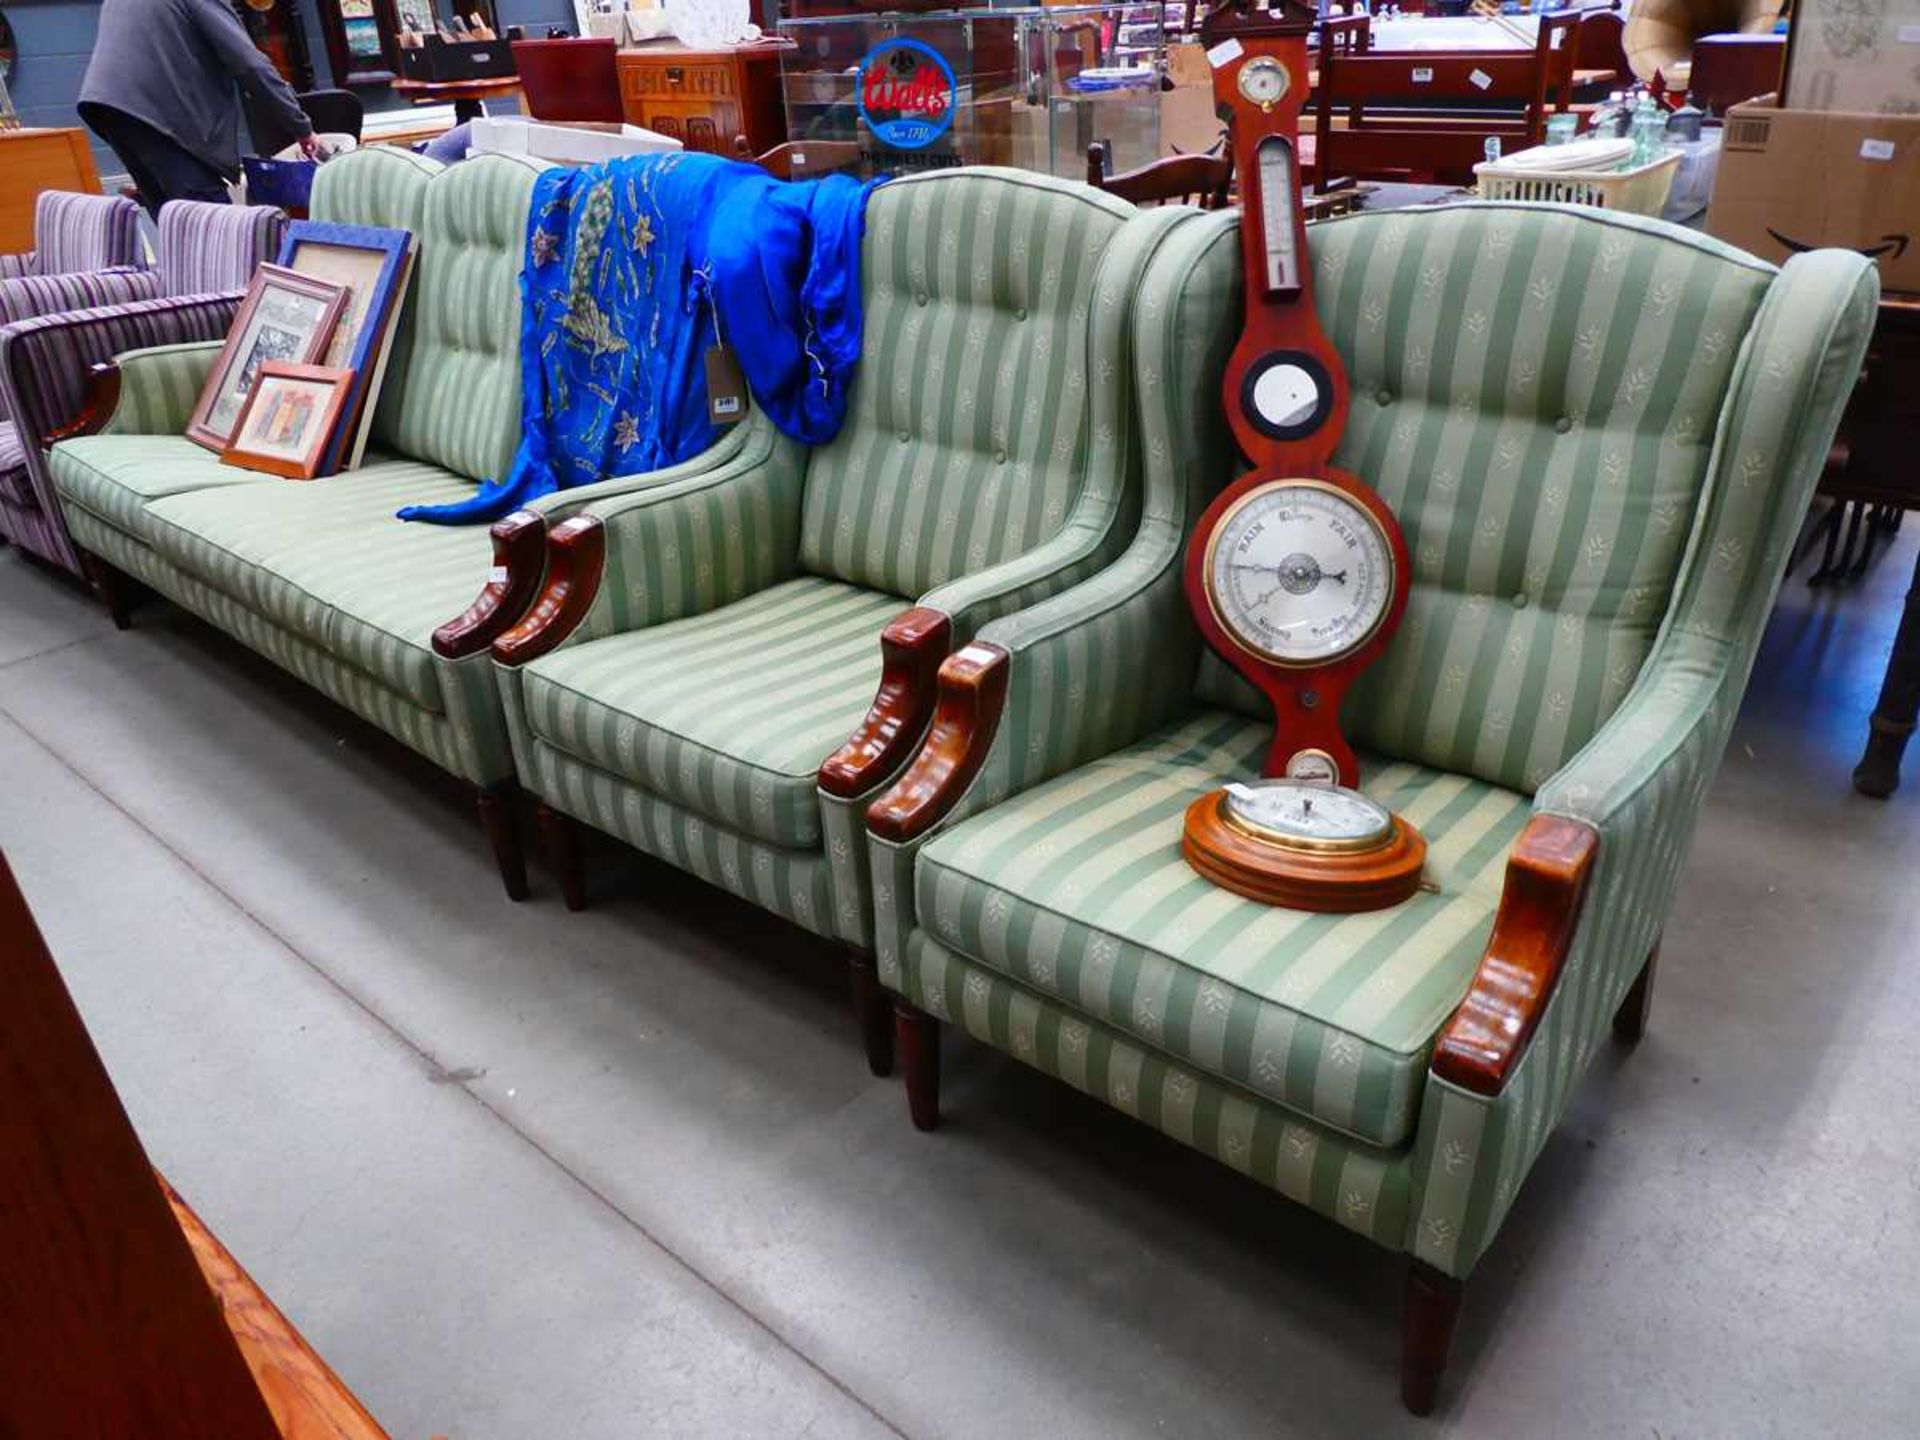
[1237, 55, 1290, 108]
[1222, 779, 1393, 852]
[1256, 135, 1300, 294]
[1205, 479, 1395, 667]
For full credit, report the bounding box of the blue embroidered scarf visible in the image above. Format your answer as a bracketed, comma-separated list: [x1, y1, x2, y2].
[398, 152, 882, 525]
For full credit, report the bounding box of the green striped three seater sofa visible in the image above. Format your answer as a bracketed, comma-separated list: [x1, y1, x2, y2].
[863, 203, 1878, 1411]
[489, 168, 1199, 1069]
[46, 147, 758, 894]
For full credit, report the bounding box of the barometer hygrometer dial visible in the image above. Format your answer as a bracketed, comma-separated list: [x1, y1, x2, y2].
[1205, 479, 1395, 668]
[1222, 780, 1393, 852]
[1237, 55, 1291, 109]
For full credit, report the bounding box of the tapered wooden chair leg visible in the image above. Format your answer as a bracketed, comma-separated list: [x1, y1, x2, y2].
[1614, 943, 1660, 1043]
[80, 552, 134, 630]
[476, 784, 528, 902]
[849, 955, 893, 1076]
[1401, 1260, 1464, 1417]
[535, 803, 587, 912]
[896, 999, 940, 1131]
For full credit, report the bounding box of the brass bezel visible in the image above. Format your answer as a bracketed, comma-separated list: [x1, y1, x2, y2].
[1220, 782, 1394, 854]
[1203, 477, 1397, 670]
[1237, 55, 1291, 108]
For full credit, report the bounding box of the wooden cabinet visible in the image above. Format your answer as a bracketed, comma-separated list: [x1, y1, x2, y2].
[615, 43, 788, 155]
[0, 130, 103, 254]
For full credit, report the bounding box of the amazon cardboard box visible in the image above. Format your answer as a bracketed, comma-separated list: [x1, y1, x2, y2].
[1707, 95, 1920, 295]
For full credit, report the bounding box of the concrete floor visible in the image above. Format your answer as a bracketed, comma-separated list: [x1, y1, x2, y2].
[2, 526, 1917, 1440]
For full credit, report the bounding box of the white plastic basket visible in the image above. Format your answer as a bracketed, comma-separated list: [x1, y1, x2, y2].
[1473, 149, 1683, 216]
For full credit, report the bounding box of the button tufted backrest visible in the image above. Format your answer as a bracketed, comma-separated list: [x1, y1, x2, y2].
[310, 147, 442, 455]
[797, 168, 1140, 599]
[33, 191, 144, 276]
[155, 202, 286, 297]
[1195, 203, 1777, 794]
[375, 153, 547, 482]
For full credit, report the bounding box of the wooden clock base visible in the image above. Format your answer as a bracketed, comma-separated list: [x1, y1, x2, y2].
[1181, 790, 1428, 912]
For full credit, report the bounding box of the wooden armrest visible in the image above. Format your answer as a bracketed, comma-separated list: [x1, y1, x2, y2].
[490, 514, 605, 666]
[818, 606, 952, 799]
[42, 361, 122, 447]
[865, 642, 1010, 844]
[1431, 814, 1599, 1096]
[432, 510, 547, 659]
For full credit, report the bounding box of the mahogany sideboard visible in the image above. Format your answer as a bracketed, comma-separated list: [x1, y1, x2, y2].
[615, 42, 789, 154]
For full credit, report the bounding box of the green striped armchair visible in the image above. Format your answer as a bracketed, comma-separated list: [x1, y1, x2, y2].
[490, 169, 1194, 1069]
[864, 204, 1877, 1412]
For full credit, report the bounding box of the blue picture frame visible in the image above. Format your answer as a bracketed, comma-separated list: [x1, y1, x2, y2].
[275, 220, 414, 474]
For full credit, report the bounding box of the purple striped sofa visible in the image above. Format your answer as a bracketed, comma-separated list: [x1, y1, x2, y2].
[0, 201, 284, 573]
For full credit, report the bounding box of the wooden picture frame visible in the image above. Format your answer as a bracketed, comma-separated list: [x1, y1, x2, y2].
[188, 265, 348, 453]
[277, 220, 416, 471]
[219, 363, 354, 479]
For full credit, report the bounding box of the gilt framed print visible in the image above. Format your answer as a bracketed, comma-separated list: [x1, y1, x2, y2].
[188, 265, 348, 453]
[219, 363, 354, 479]
[277, 221, 416, 470]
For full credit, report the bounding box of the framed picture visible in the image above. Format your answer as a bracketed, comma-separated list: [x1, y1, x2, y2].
[188, 265, 348, 453]
[278, 220, 417, 471]
[220, 363, 355, 479]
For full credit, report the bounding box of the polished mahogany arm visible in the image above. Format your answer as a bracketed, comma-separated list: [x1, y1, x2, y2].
[432, 510, 547, 659]
[1431, 814, 1600, 1096]
[490, 515, 606, 666]
[865, 642, 1011, 844]
[819, 606, 953, 799]
[41, 361, 122, 447]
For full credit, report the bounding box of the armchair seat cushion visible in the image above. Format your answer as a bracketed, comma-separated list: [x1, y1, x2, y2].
[0, 422, 26, 506]
[912, 710, 1533, 1148]
[519, 577, 902, 849]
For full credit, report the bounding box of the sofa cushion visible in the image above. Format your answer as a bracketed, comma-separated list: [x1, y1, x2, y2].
[53, 433, 270, 537]
[520, 577, 902, 849]
[378, 155, 546, 484]
[797, 169, 1136, 600]
[126, 459, 487, 713]
[1198, 204, 1778, 795]
[913, 709, 1532, 1149]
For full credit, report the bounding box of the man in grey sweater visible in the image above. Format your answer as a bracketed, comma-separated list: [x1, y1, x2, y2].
[78, 0, 317, 216]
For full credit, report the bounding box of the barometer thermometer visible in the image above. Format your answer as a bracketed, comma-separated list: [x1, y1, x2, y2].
[1181, 0, 1424, 913]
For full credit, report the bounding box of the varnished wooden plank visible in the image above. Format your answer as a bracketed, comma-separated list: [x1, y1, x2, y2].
[0, 853, 283, 1440]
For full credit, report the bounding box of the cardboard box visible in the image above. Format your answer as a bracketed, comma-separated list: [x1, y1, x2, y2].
[1706, 96, 1920, 294]
[1161, 39, 1224, 160]
[1784, 0, 1920, 114]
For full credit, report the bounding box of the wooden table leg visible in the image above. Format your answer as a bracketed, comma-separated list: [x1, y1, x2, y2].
[1855, 541, 1920, 798]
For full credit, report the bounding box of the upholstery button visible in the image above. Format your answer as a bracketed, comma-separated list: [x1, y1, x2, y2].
[1016, 306, 1028, 320]
[1512, 592, 1529, 609]
[898, 430, 910, 443]
[1376, 389, 1393, 406]
[994, 449, 1007, 464]
[915, 293, 928, 307]
[1555, 416, 1573, 433]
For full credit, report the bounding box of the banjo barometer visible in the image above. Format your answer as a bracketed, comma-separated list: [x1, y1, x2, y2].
[1180, 0, 1425, 913]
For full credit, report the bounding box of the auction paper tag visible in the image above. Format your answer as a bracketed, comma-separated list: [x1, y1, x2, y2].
[706, 343, 747, 423]
[1469, 68, 1493, 90]
[1207, 36, 1244, 68]
[1861, 137, 1897, 161]
[1412, 66, 1434, 83]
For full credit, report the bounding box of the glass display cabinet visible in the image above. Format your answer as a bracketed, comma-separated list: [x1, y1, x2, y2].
[776, 4, 1164, 179]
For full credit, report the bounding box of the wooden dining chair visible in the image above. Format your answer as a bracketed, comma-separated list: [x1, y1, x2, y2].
[1086, 143, 1234, 208]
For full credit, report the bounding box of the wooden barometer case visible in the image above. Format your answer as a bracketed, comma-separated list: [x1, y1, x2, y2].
[1180, 0, 1424, 912]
